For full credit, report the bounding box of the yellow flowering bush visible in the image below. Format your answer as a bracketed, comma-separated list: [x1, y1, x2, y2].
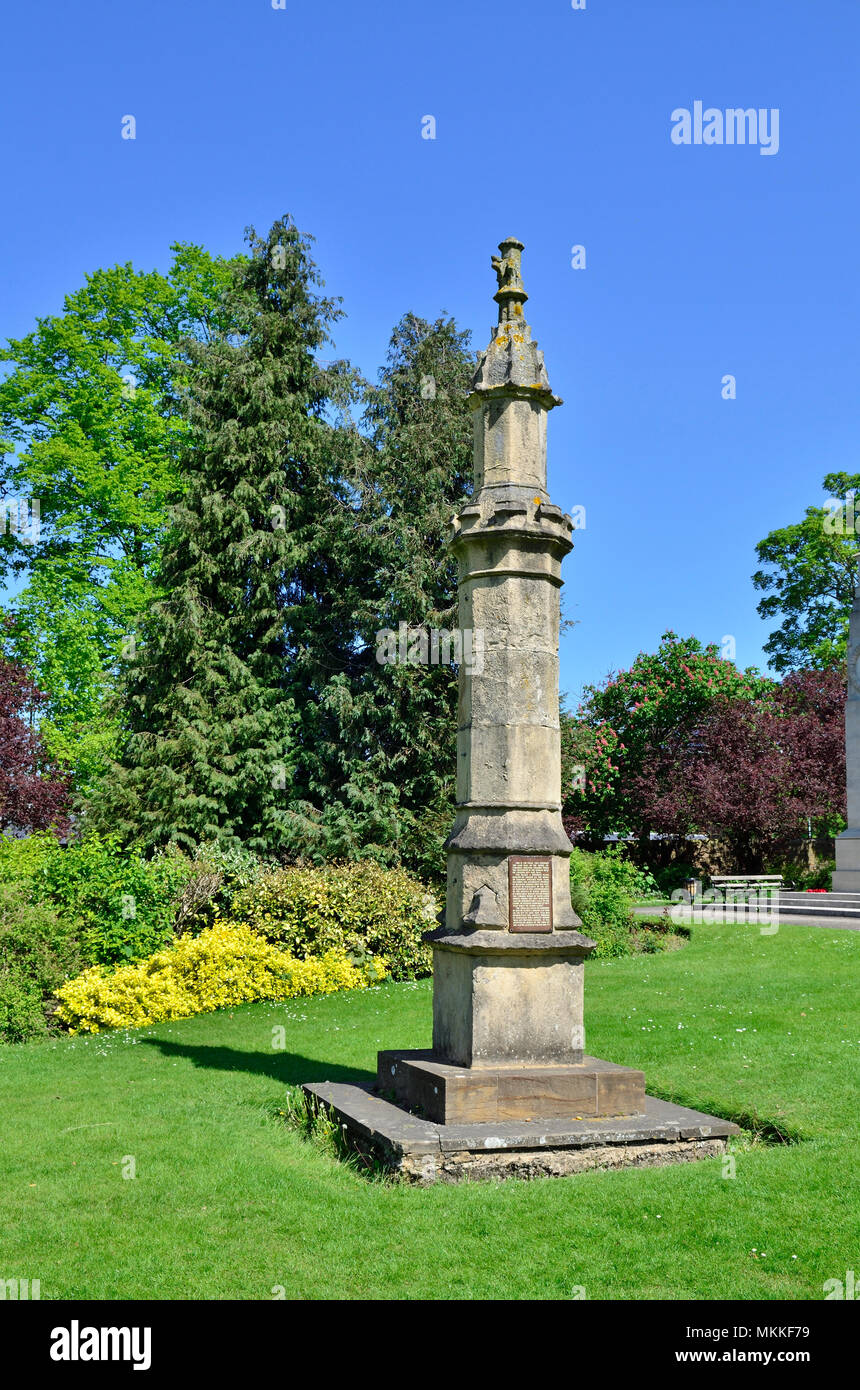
[55, 922, 386, 1034]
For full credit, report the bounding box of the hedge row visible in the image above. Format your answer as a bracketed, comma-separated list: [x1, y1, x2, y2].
[55, 924, 386, 1034]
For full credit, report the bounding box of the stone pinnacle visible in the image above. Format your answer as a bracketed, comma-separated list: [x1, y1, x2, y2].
[491, 236, 528, 323]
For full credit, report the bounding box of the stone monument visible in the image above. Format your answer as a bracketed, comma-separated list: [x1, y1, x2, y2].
[832, 557, 860, 892]
[303, 239, 738, 1181]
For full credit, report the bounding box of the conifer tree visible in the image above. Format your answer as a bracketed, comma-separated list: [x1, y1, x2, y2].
[287, 314, 474, 877]
[96, 218, 348, 853]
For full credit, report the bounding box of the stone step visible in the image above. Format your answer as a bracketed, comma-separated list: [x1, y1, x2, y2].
[303, 1082, 740, 1184]
[773, 903, 860, 917]
[377, 1049, 646, 1125]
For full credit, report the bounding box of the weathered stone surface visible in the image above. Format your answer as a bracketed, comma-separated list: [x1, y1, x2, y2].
[427, 931, 591, 1067]
[445, 808, 576, 854]
[444, 818, 587, 946]
[833, 832, 860, 891]
[376, 1050, 646, 1124]
[436, 1094, 740, 1149]
[834, 558, 860, 890]
[433, 1139, 728, 1184]
[443, 238, 581, 950]
[302, 1083, 739, 1186]
[424, 927, 594, 954]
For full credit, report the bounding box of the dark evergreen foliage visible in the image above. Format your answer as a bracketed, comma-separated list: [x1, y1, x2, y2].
[97, 218, 348, 852]
[96, 222, 474, 872]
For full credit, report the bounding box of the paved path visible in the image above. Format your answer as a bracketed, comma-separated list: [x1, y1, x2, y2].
[634, 903, 860, 932]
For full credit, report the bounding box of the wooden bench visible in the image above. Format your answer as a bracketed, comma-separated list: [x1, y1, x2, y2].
[709, 874, 782, 897]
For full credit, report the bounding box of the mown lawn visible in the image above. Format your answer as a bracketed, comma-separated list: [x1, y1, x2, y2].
[1, 921, 857, 1300]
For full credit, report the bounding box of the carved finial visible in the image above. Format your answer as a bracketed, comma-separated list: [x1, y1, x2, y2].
[491, 236, 527, 323]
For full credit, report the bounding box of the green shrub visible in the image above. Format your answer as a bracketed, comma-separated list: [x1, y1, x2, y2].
[653, 860, 700, 897]
[630, 861, 661, 900]
[0, 831, 58, 887]
[188, 841, 266, 919]
[630, 911, 690, 954]
[196, 841, 265, 901]
[779, 860, 834, 892]
[0, 883, 83, 1042]
[0, 972, 45, 1044]
[569, 879, 590, 921]
[37, 834, 198, 966]
[232, 861, 438, 980]
[569, 847, 641, 958]
[144, 841, 271, 938]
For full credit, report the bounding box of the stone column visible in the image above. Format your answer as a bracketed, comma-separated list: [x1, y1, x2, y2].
[419, 239, 610, 1099]
[442, 236, 584, 944]
[833, 558, 860, 891]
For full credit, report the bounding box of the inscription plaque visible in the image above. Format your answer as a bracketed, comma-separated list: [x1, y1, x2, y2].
[508, 856, 553, 932]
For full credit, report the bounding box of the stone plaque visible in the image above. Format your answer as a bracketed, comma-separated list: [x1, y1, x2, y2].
[508, 856, 553, 932]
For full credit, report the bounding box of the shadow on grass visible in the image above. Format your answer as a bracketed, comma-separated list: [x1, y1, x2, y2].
[140, 1038, 390, 1179]
[139, 1037, 373, 1088]
[644, 1082, 806, 1145]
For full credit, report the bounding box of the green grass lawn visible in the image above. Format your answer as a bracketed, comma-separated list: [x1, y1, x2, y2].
[1, 920, 858, 1301]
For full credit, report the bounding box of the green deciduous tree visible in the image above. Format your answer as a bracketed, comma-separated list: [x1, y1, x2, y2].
[0, 244, 245, 790]
[752, 472, 860, 674]
[562, 632, 771, 839]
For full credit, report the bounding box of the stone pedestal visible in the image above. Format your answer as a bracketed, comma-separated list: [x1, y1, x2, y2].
[832, 831, 860, 892]
[428, 929, 589, 1067]
[303, 1083, 739, 1185]
[378, 926, 647, 1126]
[377, 1052, 646, 1125]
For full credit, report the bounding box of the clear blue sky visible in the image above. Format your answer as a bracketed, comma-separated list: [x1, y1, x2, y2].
[2, 0, 857, 705]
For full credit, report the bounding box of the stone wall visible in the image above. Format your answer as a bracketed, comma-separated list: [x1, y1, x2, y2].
[570, 834, 835, 878]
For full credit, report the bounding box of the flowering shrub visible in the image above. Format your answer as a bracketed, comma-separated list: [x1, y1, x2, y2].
[231, 861, 437, 980]
[561, 631, 771, 837]
[55, 923, 387, 1034]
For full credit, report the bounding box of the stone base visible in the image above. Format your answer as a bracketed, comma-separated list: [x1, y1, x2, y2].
[302, 1083, 740, 1185]
[427, 928, 594, 1068]
[833, 830, 860, 892]
[377, 1049, 645, 1124]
